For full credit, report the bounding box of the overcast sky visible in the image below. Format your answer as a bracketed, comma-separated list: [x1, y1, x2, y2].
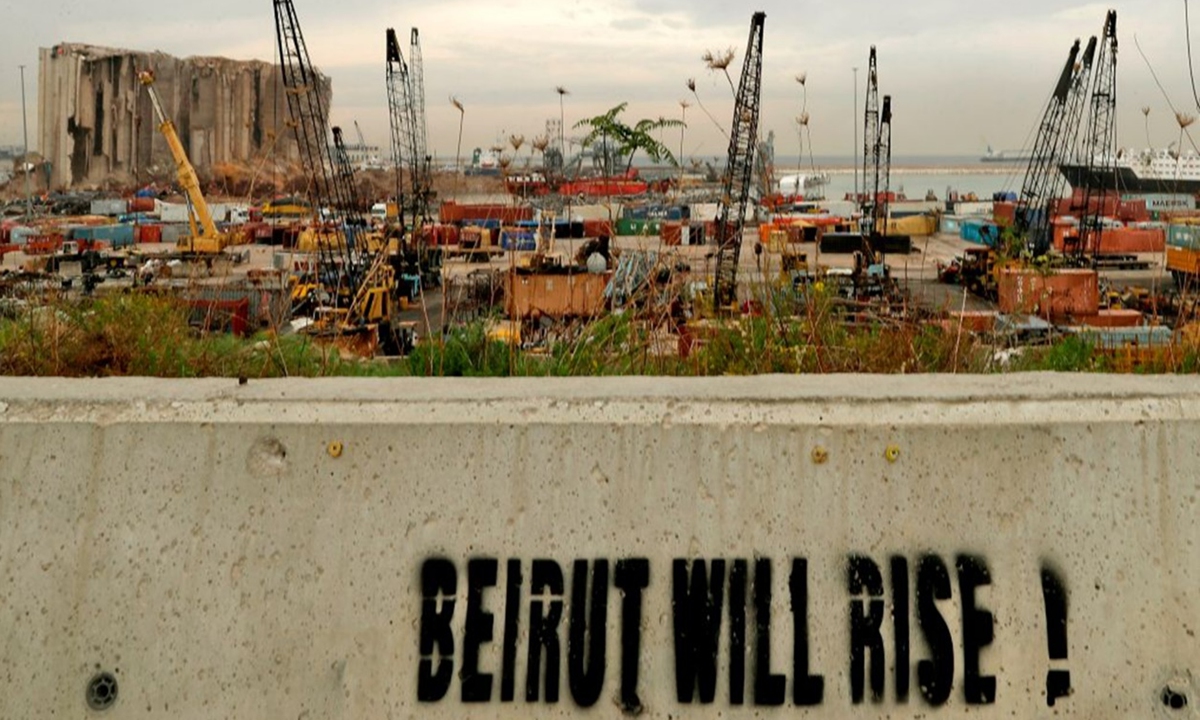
[1, 1, 1199, 163]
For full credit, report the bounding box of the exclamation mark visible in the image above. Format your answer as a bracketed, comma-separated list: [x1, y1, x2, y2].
[1040, 566, 1071, 706]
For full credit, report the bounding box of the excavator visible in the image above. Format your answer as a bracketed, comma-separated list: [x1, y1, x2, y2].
[137, 70, 234, 255]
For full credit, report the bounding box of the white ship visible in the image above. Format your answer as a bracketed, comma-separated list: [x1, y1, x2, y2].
[777, 172, 831, 195]
[1059, 148, 1200, 194]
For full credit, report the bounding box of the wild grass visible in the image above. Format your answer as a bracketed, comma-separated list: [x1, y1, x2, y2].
[2, 288, 1199, 377]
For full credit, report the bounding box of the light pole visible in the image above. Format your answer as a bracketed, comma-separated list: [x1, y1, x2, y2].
[852, 66, 859, 206]
[19, 64, 32, 219]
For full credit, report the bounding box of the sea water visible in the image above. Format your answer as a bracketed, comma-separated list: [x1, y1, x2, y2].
[775, 154, 1030, 201]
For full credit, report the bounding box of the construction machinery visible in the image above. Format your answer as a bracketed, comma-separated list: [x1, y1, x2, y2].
[408, 28, 433, 226]
[1073, 10, 1118, 263]
[274, 0, 407, 351]
[1015, 35, 1097, 255]
[711, 10, 765, 311]
[385, 27, 442, 294]
[385, 28, 416, 232]
[137, 70, 232, 254]
[861, 47, 880, 228]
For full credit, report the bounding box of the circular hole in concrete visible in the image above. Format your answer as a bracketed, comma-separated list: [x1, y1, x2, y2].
[1161, 687, 1188, 710]
[86, 671, 118, 711]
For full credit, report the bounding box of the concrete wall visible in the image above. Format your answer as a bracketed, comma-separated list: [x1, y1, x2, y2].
[0, 376, 1195, 718]
[37, 43, 329, 189]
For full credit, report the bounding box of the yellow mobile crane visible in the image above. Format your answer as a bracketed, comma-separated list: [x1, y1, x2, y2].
[138, 70, 230, 254]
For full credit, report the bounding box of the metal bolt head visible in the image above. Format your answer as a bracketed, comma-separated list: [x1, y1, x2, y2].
[327, 441, 344, 458]
[811, 446, 829, 464]
[885, 444, 900, 463]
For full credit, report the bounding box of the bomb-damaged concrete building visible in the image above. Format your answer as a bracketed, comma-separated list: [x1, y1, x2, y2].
[37, 42, 331, 189]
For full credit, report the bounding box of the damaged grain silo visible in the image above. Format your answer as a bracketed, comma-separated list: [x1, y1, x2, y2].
[37, 42, 332, 190]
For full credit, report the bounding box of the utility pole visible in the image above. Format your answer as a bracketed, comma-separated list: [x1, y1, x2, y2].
[852, 66, 859, 206]
[19, 64, 32, 219]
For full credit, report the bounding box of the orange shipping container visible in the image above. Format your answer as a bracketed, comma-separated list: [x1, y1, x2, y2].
[1077, 309, 1143, 328]
[997, 268, 1099, 317]
[1095, 227, 1163, 254]
[947, 311, 998, 333]
[505, 269, 612, 319]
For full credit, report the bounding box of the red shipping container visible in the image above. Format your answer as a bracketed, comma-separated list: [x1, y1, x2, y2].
[660, 221, 683, 246]
[582, 219, 613, 237]
[998, 268, 1099, 317]
[1117, 200, 1149, 223]
[127, 197, 156, 213]
[439, 201, 533, 225]
[993, 201, 1016, 227]
[136, 224, 163, 243]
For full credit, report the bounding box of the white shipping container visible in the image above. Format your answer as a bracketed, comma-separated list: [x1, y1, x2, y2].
[159, 202, 191, 224]
[90, 199, 128, 216]
[1124, 193, 1196, 212]
[953, 201, 995, 217]
[9, 226, 35, 246]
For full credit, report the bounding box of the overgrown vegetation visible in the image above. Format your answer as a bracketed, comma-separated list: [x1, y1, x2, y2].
[1, 291, 1198, 377]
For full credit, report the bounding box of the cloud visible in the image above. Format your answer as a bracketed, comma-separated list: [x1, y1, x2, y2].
[0, 0, 1194, 158]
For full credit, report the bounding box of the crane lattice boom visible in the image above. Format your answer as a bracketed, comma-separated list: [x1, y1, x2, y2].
[1077, 10, 1118, 260]
[712, 11, 765, 310]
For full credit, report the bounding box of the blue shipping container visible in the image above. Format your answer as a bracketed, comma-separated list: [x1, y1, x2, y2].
[500, 230, 537, 251]
[89, 224, 136, 248]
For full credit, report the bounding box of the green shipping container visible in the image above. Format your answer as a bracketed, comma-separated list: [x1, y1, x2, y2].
[1167, 224, 1200, 250]
[615, 218, 661, 236]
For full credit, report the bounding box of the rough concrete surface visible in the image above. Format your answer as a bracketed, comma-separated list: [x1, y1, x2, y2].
[0, 376, 1196, 718]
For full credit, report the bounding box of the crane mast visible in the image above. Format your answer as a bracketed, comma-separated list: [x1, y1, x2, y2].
[137, 70, 223, 253]
[861, 47, 880, 228]
[1076, 10, 1118, 261]
[871, 95, 893, 256]
[273, 0, 364, 292]
[408, 28, 432, 225]
[385, 28, 414, 231]
[1016, 37, 1097, 255]
[711, 11, 765, 311]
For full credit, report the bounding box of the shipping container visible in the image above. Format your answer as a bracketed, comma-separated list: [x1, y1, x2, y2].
[997, 268, 1099, 317]
[500, 229, 538, 251]
[960, 220, 1000, 246]
[940, 215, 964, 235]
[89, 199, 128, 216]
[136, 224, 163, 243]
[1168, 223, 1200, 250]
[615, 218, 661, 236]
[160, 224, 190, 246]
[9, 226, 36, 246]
[505, 268, 612, 319]
[127, 196, 157, 213]
[661, 221, 684, 246]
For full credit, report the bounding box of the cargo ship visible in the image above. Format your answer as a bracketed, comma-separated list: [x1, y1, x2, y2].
[980, 145, 1033, 163]
[1059, 149, 1200, 194]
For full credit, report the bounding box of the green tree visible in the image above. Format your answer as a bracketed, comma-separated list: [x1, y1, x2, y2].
[573, 102, 684, 176]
